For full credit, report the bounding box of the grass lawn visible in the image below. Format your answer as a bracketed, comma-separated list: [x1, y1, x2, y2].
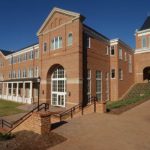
[107, 92, 150, 112]
[0, 100, 25, 117]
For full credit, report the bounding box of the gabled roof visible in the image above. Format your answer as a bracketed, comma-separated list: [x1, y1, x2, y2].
[139, 16, 150, 31]
[37, 7, 85, 35]
[0, 49, 14, 56]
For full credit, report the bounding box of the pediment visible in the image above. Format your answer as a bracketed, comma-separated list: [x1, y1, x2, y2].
[37, 7, 82, 35]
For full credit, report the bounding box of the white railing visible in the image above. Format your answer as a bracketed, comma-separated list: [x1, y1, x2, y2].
[0, 95, 32, 104]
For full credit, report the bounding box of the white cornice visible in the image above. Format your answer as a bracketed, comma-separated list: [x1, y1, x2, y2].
[136, 28, 150, 34]
[135, 47, 150, 54]
[6, 44, 39, 59]
[37, 7, 82, 36]
[110, 38, 133, 53]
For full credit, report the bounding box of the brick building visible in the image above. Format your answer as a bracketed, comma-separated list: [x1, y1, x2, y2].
[0, 7, 149, 107]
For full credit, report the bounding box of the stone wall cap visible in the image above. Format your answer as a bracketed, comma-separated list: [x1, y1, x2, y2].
[33, 111, 61, 117]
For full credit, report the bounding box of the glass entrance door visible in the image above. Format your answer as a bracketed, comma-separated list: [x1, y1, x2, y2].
[51, 67, 66, 107]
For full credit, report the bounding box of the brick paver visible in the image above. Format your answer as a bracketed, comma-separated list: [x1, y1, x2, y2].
[50, 100, 150, 150]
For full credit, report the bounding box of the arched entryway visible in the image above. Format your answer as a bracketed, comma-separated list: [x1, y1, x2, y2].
[143, 67, 150, 82]
[47, 64, 66, 107]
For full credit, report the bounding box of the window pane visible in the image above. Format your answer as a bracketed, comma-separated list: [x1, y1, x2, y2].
[59, 37, 62, 48]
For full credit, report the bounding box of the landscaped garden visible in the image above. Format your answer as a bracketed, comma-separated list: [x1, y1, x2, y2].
[107, 90, 150, 114]
[0, 100, 25, 117]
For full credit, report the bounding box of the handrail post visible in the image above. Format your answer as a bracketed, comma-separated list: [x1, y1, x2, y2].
[71, 108, 73, 118]
[94, 97, 96, 113]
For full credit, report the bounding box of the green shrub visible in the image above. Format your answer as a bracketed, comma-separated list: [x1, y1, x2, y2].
[0, 132, 15, 141]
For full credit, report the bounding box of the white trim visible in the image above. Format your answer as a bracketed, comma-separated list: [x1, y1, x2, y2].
[6, 44, 39, 59]
[37, 7, 81, 35]
[135, 47, 150, 54]
[96, 70, 102, 101]
[51, 67, 66, 107]
[136, 28, 150, 34]
[110, 38, 133, 52]
[137, 32, 150, 37]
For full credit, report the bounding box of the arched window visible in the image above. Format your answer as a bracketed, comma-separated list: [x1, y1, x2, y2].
[51, 66, 66, 107]
[68, 33, 73, 46]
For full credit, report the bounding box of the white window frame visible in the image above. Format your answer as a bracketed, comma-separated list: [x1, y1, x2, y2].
[142, 36, 147, 48]
[87, 36, 91, 48]
[106, 72, 109, 101]
[128, 54, 132, 73]
[106, 46, 109, 55]
[87, 69, 91, 102]
[51, 67, 66, 107]
[119, 48, 123, 60]
[96, 70, 102, 102]
[68, 33, 73, 46]
[51, 36, 63, 50]
[110, 46, 115, 56]
[111, 69, 115, 79]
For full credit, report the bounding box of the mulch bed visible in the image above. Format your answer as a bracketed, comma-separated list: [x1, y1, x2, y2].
[107, 99, 149, 115]
[0, 130, 67, 150]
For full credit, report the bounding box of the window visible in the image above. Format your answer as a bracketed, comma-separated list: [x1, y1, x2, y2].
[124, 52, 127, 61]
[18, 69, 21, 78]
[119, 69, 123, 80]
[18, 55, 22, 63]
[119, 48, 123, 60]
[86, 36, 91, 48]
[28, 68, 34, 77]
[68, 33, 73, 46]
[96, 71, 102, 101]
[11, 71, 16, 79]
[23, 69, 27, 78]
[51, 37, 62, 50]
[110, 46, 115, 55]
[129, 54, 132, 73]
[35, 49, 39, 59]
[111, 69, 115, 79]
[43, 42, 47, 52]
[8, 71, 11, 79]
[29, 51, 34, 59]
[87, 69, 91, 102]
[142, 36, 147, 48]
[106, 46, 109, 55]
[24, 53, 27, 61]
[106, 73, 109, 101]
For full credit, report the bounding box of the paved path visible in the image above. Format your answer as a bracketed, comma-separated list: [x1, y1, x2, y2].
[50, 100, 150, 150]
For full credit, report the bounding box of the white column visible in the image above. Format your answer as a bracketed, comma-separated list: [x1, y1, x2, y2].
[16, 82, 19, 102]
[2, 82, 4, 99]
[11, 83, 13, 101]
[30, 81, 32, 103]
[23, 82, 25, 103]
[6, 82, 8, 99]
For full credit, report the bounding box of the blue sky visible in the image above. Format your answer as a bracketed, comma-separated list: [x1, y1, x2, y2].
[0, 0, 150, 50]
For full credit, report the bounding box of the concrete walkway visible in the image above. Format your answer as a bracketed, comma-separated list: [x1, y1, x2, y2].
[50, 100, 150, 150]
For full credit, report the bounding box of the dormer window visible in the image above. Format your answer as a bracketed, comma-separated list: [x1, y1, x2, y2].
[110, 46, 115, 55]
[142, 36, 146, 48]
[68, 33, 73, 46]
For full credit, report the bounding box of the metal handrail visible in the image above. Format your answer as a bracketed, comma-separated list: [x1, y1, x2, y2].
[59, 96, 97, 121]
[0, 103, 49, 130]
